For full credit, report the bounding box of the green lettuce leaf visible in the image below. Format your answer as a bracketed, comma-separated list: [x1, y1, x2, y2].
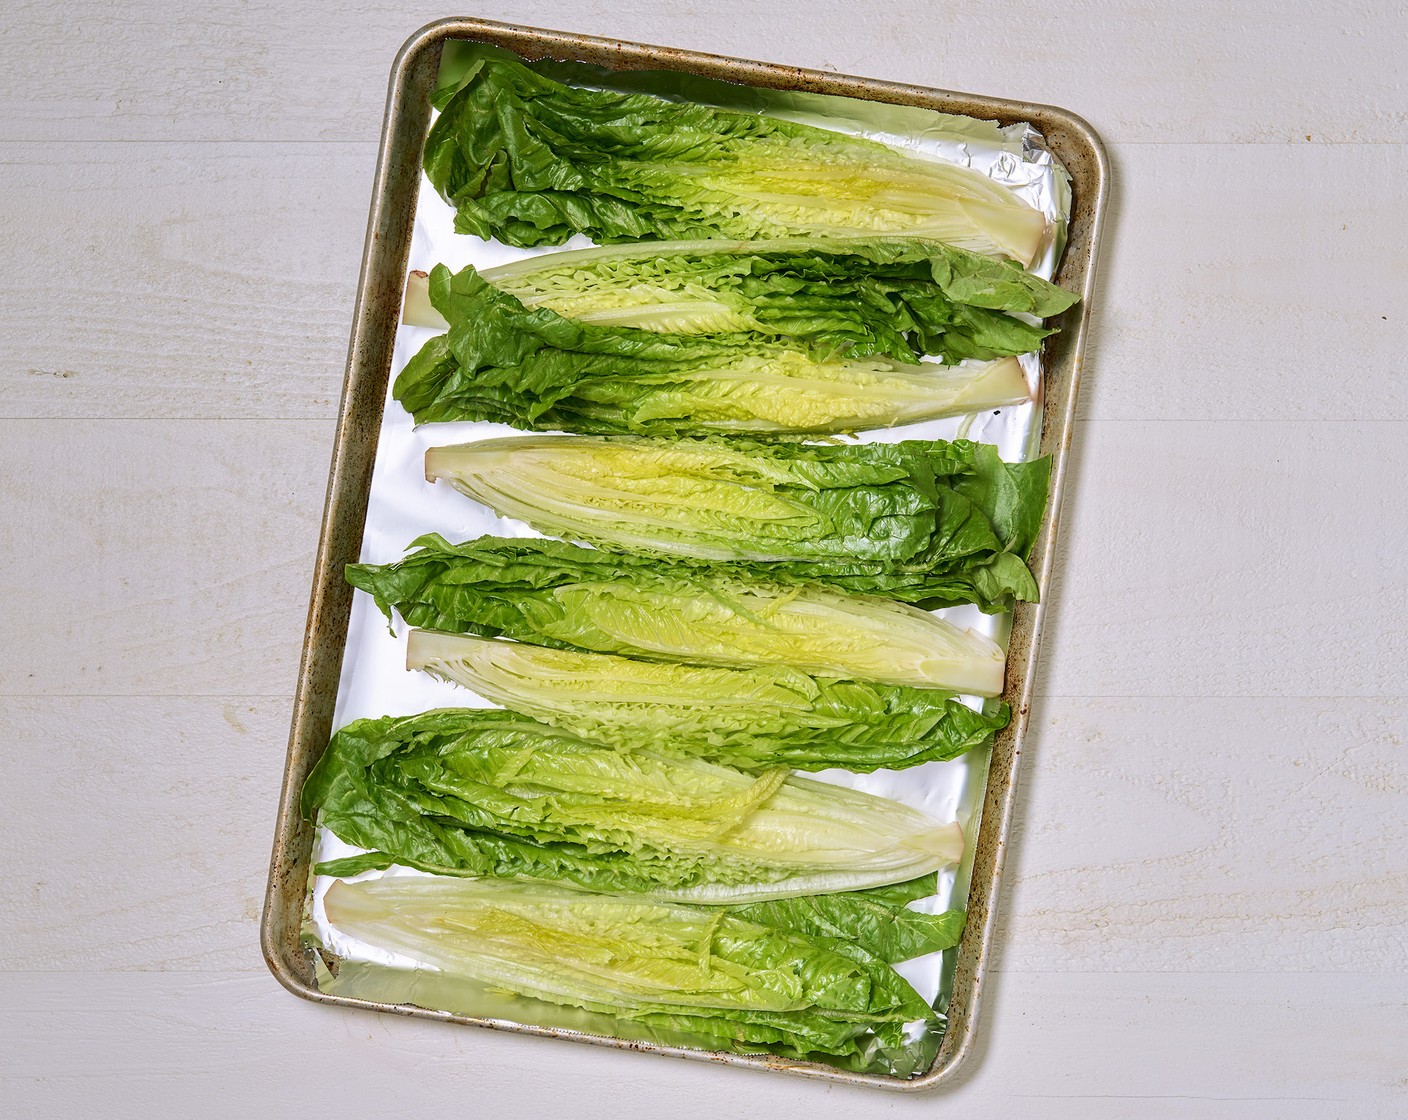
[732, 894, 965, 966]
[323, 875, 941, 1071]
[459, 236, 1076, 364]
[406, 631, 1007, 772]
[303, 709, 963, 901]
[424, 56, 1049, 264]
[424, 435, 1047, 608]
[857, 872, 942, 906]
[347, 535, 1009, 693]
[394, 263, 1030, 435]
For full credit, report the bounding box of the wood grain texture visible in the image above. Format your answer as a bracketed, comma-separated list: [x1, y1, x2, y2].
[0, 421, 330, 697]
[1043, 420, 1408, 698]
[3, 0, 1407, 1113]
[1002, 695, 1408, 973]
[0, 144, 372, 420]
[1, 1, 1404, 145]
[2, 972, 1405, 1118]
[0, 699, 288, 972]
[1083, 144, 1408, 422]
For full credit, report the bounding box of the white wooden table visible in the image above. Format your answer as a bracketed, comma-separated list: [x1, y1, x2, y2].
[3, 3, 1405, 1116]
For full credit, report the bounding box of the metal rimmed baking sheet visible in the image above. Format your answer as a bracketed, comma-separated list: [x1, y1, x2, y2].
[261, 16, 1109, 1091]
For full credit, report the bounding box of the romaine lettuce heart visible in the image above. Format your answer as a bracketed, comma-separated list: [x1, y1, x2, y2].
[393, 264, 1031, 435]
[303, 709, 964, 900]
[424, 57, 1049, 264]
[422, 434, 1047, 613]
[347, 535, 1010, 692]
[322, 874, 957, 1071]
[403, 237, 1077, 365]
[405, 630, 1008, 772]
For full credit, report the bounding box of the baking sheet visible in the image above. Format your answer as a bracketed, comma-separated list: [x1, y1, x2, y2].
[302, 41, 1072, 1076]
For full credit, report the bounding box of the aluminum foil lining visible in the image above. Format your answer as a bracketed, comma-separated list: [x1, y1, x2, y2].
[304, 43, 1072, 1074]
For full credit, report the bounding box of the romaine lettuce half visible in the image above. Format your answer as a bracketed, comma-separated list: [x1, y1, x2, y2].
[393, 264, 1030, 435]
[424, 57, 1050, 265]
[405, 630, 1007, 773]
[323, 875, 952, 1071]
[303, 709, 964, 901]
[347, 535, 1009, 694]
[423, 435, 1047, 611]
[403, 236, 1077, 365]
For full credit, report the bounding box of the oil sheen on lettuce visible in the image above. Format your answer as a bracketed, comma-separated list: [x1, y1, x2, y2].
[347, 535, 1009, 693]
[406, 631, 1007, 773]
[303, 708, 964, 901]
[424, 57, 1050, 264]
[394, 264, 1032, 436]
